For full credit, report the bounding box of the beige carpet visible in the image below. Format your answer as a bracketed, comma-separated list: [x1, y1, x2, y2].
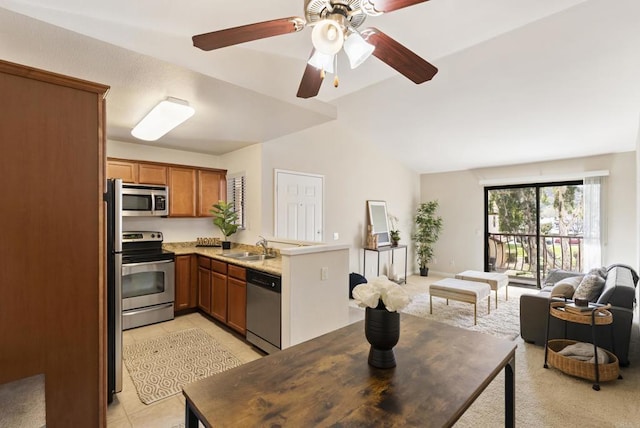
[402, 279, 521, 340]
[400, 274, 640, 427]
[123, 327, 243, 404]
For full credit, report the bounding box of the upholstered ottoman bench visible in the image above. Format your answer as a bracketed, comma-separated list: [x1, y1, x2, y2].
[429, 278, 491, 325]
[455, 270, 509, 309]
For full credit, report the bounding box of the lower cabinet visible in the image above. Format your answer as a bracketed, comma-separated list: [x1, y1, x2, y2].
[211, 260, 228, 323]
[175, 254, 197, 311]
[197, 257, 212, 314]
[227, 265, 247, 334]
[193, 255, 246, 335]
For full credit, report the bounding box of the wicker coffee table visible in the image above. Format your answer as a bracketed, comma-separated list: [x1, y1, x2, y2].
[429, 278, 491, 325]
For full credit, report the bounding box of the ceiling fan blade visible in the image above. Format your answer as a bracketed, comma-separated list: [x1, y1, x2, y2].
[297, 50, 324, 99]
[193, 17, 305, 51]
[363, 28, 438, 84]
[366, 0, 430, 13]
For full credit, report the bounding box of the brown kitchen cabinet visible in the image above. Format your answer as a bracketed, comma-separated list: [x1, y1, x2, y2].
[169, 166, 197, 217]
[197, 256, 212, 314]
[107, 159, 138, 182]
[227, 265, 247, 334]
[175, 255, 197, 311]
[138, 163, 168, 185]
[107, 157, 226, 216]
[198, 169, 226, 216]
[194, 255, 246, 335]
[211, 260, 228, 323]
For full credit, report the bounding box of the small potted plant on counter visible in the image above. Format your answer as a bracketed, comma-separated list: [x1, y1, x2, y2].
[210, 200, 239, 249]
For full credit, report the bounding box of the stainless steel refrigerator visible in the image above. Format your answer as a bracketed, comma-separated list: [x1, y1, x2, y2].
[105, 178, 123, 403]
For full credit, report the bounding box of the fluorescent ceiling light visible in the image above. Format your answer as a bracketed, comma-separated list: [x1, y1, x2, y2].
[131, 97, 195, 141]
[308, 51, 335, 74]
[344, 32, 375, 69]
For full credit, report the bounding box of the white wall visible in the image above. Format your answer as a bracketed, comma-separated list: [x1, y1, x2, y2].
[636, 115, 640, 276]
[219, 144, 263, 246]
[421, 152, 637, 276]
[260, 121, 421, 276]
[108, 140, 222, 168]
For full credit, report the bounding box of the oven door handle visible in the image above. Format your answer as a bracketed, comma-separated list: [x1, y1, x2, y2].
[123, 303, 174, 317]
[122, 259, 174, 268]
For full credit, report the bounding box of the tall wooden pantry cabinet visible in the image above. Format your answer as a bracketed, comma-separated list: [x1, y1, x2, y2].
[0, 59, 109, 427]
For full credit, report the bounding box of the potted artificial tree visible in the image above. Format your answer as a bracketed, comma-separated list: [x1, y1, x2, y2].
[412, 200, 443, 276]
[210, 200, 239, 249]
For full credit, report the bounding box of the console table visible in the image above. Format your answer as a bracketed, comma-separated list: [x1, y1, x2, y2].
[363, 244, 407, 283]
[183, 314, 516, 427]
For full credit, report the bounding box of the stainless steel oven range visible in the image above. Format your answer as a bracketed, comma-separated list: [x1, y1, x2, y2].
[121, 231, 175, 330]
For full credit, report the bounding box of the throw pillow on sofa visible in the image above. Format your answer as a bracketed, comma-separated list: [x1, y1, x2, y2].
[550, 276, 582, 298]
[543, 269, 583, 288]
[588, 266, 608, 280]
[573, 274, 606, 302]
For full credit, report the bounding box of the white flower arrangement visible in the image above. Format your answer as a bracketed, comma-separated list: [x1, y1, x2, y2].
[352, 275, 411, 312]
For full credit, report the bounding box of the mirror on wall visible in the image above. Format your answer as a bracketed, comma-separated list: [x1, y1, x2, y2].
[367, 200, 390, 247]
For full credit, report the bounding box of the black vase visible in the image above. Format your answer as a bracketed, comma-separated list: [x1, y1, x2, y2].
[221, 241, 231, 250]
[419, 267, 429, 277]
[365, 306, 400, 369]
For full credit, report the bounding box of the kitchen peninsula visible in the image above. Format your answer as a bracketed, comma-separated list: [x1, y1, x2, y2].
[164, 241, 350, 349]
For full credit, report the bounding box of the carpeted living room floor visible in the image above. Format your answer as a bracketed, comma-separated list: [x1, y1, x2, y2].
[400, 274, 640, 428]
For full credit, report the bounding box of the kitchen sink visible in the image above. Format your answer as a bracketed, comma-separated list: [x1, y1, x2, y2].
[223, 252, 276, 261]
[223, 252, 254, 258]
[238, 254, 276, 261]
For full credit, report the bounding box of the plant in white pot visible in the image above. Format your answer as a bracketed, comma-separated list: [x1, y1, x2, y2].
[412, 200, 443, 276]
[210, 200, 239, 249]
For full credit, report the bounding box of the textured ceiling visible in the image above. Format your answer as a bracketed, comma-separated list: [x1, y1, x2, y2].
[1, 0, 638, 172]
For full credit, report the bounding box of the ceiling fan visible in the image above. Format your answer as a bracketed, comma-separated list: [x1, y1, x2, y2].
[192, 0, 438, 99]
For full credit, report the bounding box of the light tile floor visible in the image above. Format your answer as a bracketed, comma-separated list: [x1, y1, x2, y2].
[107, 312, 264, 427]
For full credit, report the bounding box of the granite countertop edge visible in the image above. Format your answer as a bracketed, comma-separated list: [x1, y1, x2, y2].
[163, 242, 282, 276]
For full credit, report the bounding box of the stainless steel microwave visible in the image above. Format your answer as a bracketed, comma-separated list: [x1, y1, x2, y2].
[121, 182, 169, 216]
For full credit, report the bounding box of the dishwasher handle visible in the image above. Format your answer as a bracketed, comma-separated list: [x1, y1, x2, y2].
[246, 269, 281, 293]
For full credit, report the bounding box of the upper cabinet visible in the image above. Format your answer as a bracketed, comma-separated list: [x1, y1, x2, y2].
[198, 170, 227, 217]
[169, 166, 197, 217]
[138, 163, 168, 185]
[107, 158, 226, 217]
[107, 160, 138, 183]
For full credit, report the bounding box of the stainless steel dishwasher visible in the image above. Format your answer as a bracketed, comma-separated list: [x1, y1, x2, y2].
[246, 269, 281, 354]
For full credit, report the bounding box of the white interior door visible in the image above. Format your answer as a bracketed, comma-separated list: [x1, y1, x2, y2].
[275, 170, 324, 242]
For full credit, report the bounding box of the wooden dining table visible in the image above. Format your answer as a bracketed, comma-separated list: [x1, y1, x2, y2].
[183, 313, 516, 427]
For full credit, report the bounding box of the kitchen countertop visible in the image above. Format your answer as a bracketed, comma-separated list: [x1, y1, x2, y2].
[163, 242, 282, 276]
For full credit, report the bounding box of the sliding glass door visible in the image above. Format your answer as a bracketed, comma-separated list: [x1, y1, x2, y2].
[485, 181, 583, 287]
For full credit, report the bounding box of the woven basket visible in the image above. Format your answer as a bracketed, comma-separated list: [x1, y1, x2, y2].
[549, 302, 613, 326]
[547, 339, 619, 382]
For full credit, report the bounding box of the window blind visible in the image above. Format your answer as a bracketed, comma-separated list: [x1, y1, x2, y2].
[227, 174, 246, 229]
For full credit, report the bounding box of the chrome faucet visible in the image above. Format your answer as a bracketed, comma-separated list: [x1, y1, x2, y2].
[256, 236, 269, 255]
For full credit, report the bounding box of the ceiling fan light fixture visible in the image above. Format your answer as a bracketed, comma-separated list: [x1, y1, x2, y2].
[308, 51, 335, 74]
[131, 97, 195, 141]
[311, 19, 345, 55]
[343, 32, 375, 69]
